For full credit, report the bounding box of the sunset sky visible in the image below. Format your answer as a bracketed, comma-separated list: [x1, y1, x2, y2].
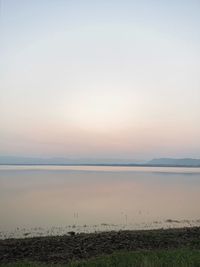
[1, 0, 200, 159]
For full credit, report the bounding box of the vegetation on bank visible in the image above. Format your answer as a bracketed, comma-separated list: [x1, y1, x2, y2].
[1, 249, 200, 267]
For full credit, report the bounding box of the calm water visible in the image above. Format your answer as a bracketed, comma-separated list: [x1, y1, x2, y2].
[0, 165, 200, 238]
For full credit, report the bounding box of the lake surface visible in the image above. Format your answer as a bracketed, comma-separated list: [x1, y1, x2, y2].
[0, 165, 200, 238]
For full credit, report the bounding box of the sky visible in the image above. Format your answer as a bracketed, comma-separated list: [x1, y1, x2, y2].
[1, 0, 200, 160]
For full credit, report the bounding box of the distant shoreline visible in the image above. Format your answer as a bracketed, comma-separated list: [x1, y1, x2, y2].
[1, 157, 200, 167]
[1, 163, 200, 168]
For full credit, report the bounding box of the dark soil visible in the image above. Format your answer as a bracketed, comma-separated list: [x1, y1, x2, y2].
[0, 227, 200, 264]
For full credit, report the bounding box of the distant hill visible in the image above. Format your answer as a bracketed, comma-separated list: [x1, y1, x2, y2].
[0, 156, 200, 167]
[147, 158, 200, 167]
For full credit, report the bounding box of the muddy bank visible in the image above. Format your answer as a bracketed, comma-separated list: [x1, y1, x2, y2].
[0, 227, 200, 264]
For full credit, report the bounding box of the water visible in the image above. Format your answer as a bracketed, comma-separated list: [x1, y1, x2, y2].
[0, 165, 200, 238]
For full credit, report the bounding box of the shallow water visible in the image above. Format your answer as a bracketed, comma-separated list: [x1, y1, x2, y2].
[0, 165, 200, 238]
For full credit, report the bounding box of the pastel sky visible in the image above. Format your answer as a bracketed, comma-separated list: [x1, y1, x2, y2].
[1, 0, 200, 159]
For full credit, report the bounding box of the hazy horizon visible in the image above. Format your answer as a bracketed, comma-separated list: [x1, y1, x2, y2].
[1, 0, 200, 159]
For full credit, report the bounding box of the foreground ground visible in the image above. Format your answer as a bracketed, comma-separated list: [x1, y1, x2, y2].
[0, 227, 200, 266]
[0, 249, 200, 267]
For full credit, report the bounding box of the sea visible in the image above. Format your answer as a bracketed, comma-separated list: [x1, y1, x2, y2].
[0, 165, 200, 239]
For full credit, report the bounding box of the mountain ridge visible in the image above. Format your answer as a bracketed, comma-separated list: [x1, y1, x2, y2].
[0, 156, 200, 166]
[148, 158, 200, 166]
